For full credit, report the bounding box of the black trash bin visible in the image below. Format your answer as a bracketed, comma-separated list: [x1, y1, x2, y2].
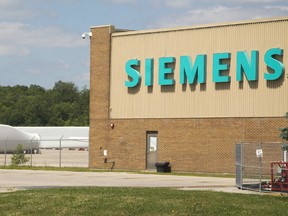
[155, 162, 171, 173]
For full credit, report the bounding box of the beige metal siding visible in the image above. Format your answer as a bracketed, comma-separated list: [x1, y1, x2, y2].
[110, 19, 288, 118]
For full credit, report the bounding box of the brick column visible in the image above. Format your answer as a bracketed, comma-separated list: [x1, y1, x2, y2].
[89, 25, 114, 168]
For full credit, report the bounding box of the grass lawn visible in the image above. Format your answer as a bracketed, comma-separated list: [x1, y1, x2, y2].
[0, 187, 287, 216]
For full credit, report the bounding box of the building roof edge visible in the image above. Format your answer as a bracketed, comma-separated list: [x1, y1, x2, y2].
[112, 16, 288, 37]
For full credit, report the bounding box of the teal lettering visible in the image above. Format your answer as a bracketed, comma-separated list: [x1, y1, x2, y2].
[213, 53, 231, 83]
[180, 55, 206, 84]
[145, 58, 153, 86]
[264, 48, 284, 81]
[158, 57, 175, 85]
[124, 47, 285, 89]
[125, 59, 141, 87]
[236, 50, 258, 81]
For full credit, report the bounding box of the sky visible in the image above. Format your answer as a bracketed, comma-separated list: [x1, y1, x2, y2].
[0, 0, 288, 89]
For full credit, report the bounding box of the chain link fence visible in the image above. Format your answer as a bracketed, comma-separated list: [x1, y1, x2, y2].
[0, 138, 89, 167]
[236, 142, 288, 192]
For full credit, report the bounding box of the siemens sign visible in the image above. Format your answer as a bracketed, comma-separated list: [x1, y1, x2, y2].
[124, 48, 284, 88]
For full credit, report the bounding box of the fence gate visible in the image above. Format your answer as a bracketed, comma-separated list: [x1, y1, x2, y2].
[235, 142, 286, 192]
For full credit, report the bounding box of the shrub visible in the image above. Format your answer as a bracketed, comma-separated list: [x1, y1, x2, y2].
[11, 144, 30, 165]
[280, 112, 288, 141]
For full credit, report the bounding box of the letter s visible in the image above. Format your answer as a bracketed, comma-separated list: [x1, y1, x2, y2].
[264, 48, 284, 81]
[125, 59, 141, 87]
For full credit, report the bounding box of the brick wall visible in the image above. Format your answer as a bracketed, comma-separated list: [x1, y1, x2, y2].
[89, 26, 287, 173]
[90, 117, 285, 173]
[89, 25, 114, 168]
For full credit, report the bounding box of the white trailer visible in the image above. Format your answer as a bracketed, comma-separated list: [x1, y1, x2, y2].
[0, 124, 40, 153]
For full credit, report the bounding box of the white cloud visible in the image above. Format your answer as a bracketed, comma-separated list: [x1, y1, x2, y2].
[148, 5, 288, 28]
[71, 72, 90, 84]
[148, 6, 241, 28]
[104, 0, 137, 4]
[149, 0, 286, 9]
[0, 21, 85, 56]
[0, 0, 37, 20]
[233, 0, 286, 2]
[26, 68, 42, 75]
[265, 5, 288, 11]
[57, 59, 71, 69]
[0, 45, 30, 56]
[165, 0, 190, 8]
[0, 0, 26, 9]
[0, 0, 76, 22]
[198, 0, 286, 3]
[20, 25, 85, 48]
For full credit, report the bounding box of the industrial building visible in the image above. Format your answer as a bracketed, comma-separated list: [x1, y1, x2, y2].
[89, 17, 288, 173]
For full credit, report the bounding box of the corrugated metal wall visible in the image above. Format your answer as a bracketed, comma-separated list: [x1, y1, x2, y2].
[110, 18, 288, 118]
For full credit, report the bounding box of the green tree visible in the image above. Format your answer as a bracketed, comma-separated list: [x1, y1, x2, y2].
[11, 144, 30, 166]
[74, 86, 89, 125]
[48, 81, 89, 126]
[0, 81, 89, 126]
[280, 112, 288, 141]
[52, 81, 79, 103]
[25, 85, 50, 126]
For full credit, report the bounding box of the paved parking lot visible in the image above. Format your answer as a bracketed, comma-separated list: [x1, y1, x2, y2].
[0, 149, 262, 195]
[0, 149, 260, 195]
[0, 169, 256, 194]
[0, 149, 88, 167]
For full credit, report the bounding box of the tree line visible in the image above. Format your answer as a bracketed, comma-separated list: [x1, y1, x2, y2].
[0, 81, 89, 126]
[280, 112, 288, 141]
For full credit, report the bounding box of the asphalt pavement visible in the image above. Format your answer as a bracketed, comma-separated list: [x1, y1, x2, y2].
[0, 169, 255, 194]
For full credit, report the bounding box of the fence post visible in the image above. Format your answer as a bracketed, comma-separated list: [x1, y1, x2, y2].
[4, 137, 8, 166]
[235, 143, 243, 189]
[259, 143, 262, 193]
[59, 135, 64, 167]
[30, 136, 36, 167]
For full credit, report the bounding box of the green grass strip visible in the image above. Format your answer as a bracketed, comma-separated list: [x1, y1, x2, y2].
[0, 187, 287, 215]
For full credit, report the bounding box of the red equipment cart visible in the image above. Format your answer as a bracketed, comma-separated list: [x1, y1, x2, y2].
[271, 161, 288, 192]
